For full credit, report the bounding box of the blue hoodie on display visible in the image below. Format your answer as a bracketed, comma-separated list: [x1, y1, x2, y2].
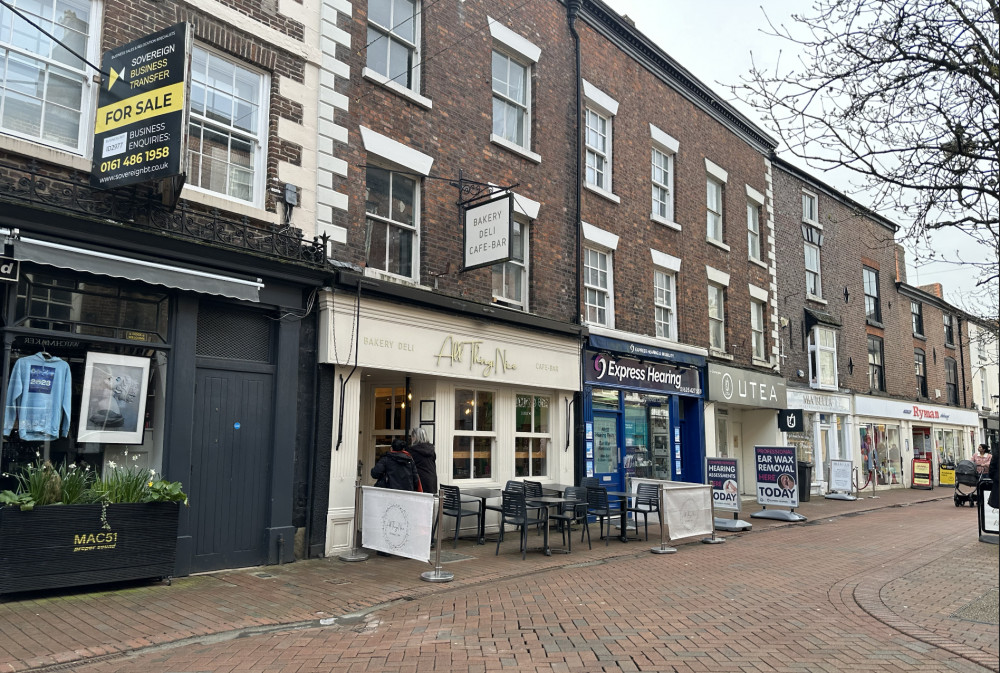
[3, 353, 73, 441]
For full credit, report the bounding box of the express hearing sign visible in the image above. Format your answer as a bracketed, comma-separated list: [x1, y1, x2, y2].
[91, 23, 190, 190]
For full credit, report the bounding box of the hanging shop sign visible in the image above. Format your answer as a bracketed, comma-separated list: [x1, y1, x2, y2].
[584, 351, 702, 395]
[777, 408, 804, 432]
[463, 193, 513, 271]
[706, 457, 740, 512]
[707, 363, 786, 408]
[0, 255, 19, 283]
[91, 23, 191, 200]
[754, 445, 799, 508]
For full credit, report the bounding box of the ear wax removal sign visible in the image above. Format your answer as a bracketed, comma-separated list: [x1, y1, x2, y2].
[755, 446, 799, 508]
[91, 23, 190, 190]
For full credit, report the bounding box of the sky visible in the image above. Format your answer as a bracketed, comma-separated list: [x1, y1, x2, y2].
[601, 0, 990, 309]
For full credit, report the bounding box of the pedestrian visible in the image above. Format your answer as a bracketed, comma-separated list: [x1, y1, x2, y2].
[988, 448, 999, 511]
[371, 438, 422, 492]
[408, 426, 438, 494]
[973, 443, 991, 475]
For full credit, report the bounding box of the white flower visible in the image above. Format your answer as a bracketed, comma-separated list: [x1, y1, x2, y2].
[132, 455, 139, 462]
[35, 451, 41, 458]
[69, 464, 77, 470]
[108, 461, 117, 469]
[149, 469, 156, 477]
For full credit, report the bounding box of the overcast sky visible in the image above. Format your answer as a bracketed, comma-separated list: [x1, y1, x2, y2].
[602, 0, 988, 307]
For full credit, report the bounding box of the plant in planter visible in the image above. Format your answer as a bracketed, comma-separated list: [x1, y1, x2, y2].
[0, 455, 188, 594]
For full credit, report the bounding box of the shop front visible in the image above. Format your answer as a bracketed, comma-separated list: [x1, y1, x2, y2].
[784, 388, 852, 491]
[707, 362, 787, 496]
[854, 395, 980, 487]
[317, 286, 582, 554]
[581, 336, 705, 492]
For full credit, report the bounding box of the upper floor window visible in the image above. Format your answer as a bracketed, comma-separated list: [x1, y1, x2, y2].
[809, 326, 838, 389]
[492, 219, 527, 309]
[651, 147, 673, 222]
[911, 301, 924, 335]
[747, 202, 762, 262]
[364, 165, 417, 278]
[804, 242, 822, 298]
[453, 388, 494, 480]
[915, 348, 927, 398]
[653, 269, 676, 340]
[868, 335, 884, 392]
[492, 50, 528, 148]
[366, 0, 418, 90]
[945, 357, 958, 404]
[863, 267, 881, 323]
[585, 107, 611, 191]
[751, 299, 766, 361]
[802, 191, 818, 224]
[188, 46, 268, 205]
[706, 178, 724, 242]
[514, 393, 549, 478]
[708, 283, 725, 352]
[0, 0, 98, 154]
[584, 246, 612, 327]
[943, 313, 955, 345]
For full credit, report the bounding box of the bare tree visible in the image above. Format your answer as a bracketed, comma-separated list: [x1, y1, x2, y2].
[737, 0, 999, 306]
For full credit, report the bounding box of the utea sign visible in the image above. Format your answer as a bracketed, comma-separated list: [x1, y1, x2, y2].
[463, 193, 513, 271]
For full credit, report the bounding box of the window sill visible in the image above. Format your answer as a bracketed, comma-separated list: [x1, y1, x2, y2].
[182, 187, 277, 224]
[584, 183, 621, 204]
[362, 68, 433, 110]
[363, 266, 419, 286]
[749, 257, 768, 270]
[490, 134, 541, 163]
[913, 333, 927, 341]
[710, 349, 733, 360]
[650, 213, 681, 231]
[809, 382, 839, 392]
[945, 342, 956, 350]
[752, 358, 771, 368]
[584, 319, 614, 330]
[803, 218, 822, 229]
[0, 135, 91, 171]
[707, 238, 730, 252]
[806, 294, 827, 306]
[492, 296, 526, 311]
[866, 319, 884, 329]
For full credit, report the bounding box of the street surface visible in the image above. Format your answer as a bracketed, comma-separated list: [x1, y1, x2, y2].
[62, 497, 997, 673]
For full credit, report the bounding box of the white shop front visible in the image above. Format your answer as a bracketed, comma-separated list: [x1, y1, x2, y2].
[317, 292, 581, 553]
[785, 388, 853, 492]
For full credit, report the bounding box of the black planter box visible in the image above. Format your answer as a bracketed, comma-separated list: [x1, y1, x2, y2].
[0, 502, 179, 594]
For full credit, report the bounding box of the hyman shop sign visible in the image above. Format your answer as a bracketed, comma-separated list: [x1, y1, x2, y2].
[91, 23, 191, 199]
[463, 193, 513, 270]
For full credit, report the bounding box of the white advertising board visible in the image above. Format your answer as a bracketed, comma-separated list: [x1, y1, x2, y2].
[361, 486, 434, 562]
[464, 193, 513, 270]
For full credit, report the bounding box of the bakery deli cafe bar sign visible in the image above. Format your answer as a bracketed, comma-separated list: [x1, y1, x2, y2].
[91, 23, 191, 192]
[463, 193, 513, 271]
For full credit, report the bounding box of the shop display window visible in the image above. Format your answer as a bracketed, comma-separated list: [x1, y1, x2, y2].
[452, 389, 494, 479]
[859, 423, 901, 485]
[372, 385, 407, 460]
[514, 394, 549, 477]
[934, 428, 963, 467]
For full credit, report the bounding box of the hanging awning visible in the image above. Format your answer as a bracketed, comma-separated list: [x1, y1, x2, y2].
[12, 237, 262, 302]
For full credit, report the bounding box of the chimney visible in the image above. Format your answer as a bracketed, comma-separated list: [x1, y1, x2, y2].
[894, 245, 907, 283]
[919, 283, 943, 298]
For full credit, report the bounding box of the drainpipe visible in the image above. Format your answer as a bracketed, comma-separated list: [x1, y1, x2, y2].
[567, 0, 584, 482]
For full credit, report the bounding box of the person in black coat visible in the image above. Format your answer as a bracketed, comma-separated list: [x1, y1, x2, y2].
[988, 449, 999, 510]
[408, 427, 438, 494]
[371, 438, 422, 492]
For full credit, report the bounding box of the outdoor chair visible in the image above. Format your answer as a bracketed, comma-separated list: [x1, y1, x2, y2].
[580, 477, 599, 489]
[548, 485, 591, 552]
[624, 482, 660, 541]
[434, 484, 483, 548]
[586, 486, 614, 546]
[484, 480, 524, 517]
[523, 480, 547, 531]
[495, 489, 548, 560]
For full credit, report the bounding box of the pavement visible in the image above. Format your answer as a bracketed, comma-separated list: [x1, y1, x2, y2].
[0, 485, 997, 673]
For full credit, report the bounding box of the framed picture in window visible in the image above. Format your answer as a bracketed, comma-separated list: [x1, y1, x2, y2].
[420, 400, 435, 423]
[420, 422, 435, 445]
[78, 353, 150, 444]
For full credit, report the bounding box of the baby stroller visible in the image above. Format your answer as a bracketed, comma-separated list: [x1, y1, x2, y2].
[953, 460, 979, 507]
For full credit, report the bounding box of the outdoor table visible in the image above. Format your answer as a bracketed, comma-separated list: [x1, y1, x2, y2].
[525, 495, 583, 555]
[540, 482, 574, 496]
[604, 490, 643, 543]
[461, 486, 502, 544]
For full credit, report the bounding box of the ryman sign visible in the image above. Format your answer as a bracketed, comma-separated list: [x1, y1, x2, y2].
[463, 193, 513, 270]
[584, 351, 701, 395]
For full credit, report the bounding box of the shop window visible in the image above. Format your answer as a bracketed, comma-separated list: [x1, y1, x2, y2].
[591, 387, 619, 411]
[365, 165, 417, 279]
[453, 389, 493, 479]
[514, 393, 549, 477]
[859, 423, 901, 485]
[934, 427, 960, 467]
[372, 385, 407, 460]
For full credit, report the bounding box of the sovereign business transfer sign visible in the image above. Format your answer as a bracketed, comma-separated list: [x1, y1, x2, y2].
[91, 23, 191, 190]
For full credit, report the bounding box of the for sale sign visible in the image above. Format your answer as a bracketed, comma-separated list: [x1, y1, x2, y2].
[706, 457, 740, 512]
[91, 23, 190, 194]
[754, 446, 799, 508]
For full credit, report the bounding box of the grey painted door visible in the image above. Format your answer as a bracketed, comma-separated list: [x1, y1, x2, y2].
[190, 366, 273, 572]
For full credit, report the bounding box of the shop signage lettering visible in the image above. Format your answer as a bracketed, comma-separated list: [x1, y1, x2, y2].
[0, 256, 19, 283]
[434, 336, 517, 378]
[73, 531, 119, 552]
[910, 406, 941, 420]
[706, 457, 740, 512]
[585, 351, 701, 395]
[708, 363, 787, 408]
[463, 194, 513, 271]
[363, 336, 415, 352]
[754, 446, 798, 508]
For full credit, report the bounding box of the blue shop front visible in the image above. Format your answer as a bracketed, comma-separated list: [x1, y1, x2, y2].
[581, 336, 706, 492]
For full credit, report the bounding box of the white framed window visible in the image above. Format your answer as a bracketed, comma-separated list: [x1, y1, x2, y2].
[364, 165, 418, 279]
[805, 242, 822, 298]
[366, 0, 418, 90]
[651, 147, 674, 222]
[708, 283, 725, 351]
[863, 266, 881, 322]
[808, 326, 838, 389]
[514, 393, 550, 478]
[453, 388, 495, 480]
[188, 46, 268, 206]
[492, 219, 527, 309]
[747, 201, 762, 261]
[943, 313, 955, 345]
[802, 191, 818, 225]
[707, 178, 724, 242]
[654, 269, 676, 340]
[0, 0, 99, 154]
[751, 299, 766, 361]
[372, 385, 407, 460]
[585, 107, 610, 191]
[492, 49, 528, 148]
[584, 246, 612, 327]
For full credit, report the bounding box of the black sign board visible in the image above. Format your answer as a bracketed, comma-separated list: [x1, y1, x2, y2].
[584, 351, 702, 395]
[0, 255, 19, 283]
[777, 408, 805, 433]
[91, 23, 190, 195]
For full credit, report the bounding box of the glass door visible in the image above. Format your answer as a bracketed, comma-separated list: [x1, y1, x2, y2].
[592, 412, 621, 490]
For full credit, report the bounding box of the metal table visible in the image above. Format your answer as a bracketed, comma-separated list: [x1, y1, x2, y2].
[462, 486, 502, 544]
[525, 495, 583, 555]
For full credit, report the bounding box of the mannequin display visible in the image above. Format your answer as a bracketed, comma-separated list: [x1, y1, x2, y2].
[3, 352, 73, 441]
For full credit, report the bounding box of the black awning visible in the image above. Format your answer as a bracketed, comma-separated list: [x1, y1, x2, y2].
[804, 307, 842, 330]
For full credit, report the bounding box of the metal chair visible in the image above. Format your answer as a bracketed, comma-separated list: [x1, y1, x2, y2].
[624, 482, 660, 541]
[495, 489, 548, 559]
[580, 477, 600, 489]
[548, 485, 591, 551]
[523, 480, 547, 531]
[586, 486, 614, 546]
[434, 484, 483, 548]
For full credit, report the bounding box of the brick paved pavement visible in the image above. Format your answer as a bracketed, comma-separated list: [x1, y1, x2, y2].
[0, 487, 996, 672]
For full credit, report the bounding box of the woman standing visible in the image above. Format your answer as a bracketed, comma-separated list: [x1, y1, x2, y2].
[371, 438, 422, 492]
[408, 427, 438, 494]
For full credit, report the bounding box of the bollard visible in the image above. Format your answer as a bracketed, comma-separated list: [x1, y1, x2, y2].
[421, 494, 454, 582]
[650, 486, 676, 554]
